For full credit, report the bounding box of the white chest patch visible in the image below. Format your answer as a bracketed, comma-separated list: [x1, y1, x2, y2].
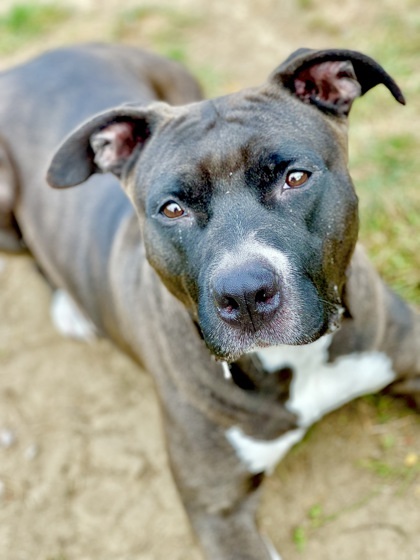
[226, 335, 396, 474]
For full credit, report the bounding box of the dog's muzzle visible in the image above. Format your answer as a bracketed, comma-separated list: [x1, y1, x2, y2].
[211, 261, 282, 332]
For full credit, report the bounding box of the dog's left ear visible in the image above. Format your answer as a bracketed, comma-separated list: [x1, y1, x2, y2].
[47, 102, 173, 189]
[271, 48, 405, 116]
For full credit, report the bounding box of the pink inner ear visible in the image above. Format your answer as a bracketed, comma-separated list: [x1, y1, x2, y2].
[294, 61, 361, 112]
[90, 121, 137, 173]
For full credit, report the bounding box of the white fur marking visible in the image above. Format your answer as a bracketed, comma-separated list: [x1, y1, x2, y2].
[227, 336, 396, 473]
[217, 240, 294, 284]
[257, 334, 332, 374]
[50, 290, 97, 341]
[258, 336, 396, 427]
[226, 426, 305, 475]
[221, 361, 232, 380]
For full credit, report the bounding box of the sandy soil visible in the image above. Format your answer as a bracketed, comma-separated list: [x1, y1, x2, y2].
[0, 1, 419, 559]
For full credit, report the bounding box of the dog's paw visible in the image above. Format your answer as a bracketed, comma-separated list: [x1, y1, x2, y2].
[50, 289, 98, 341]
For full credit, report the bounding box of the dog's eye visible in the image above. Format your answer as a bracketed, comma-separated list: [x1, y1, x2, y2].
[161, 201, 185, 219]
[284, 170, 310, 189]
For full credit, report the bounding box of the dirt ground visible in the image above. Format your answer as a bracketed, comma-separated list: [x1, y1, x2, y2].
[0, 1, 419, 559]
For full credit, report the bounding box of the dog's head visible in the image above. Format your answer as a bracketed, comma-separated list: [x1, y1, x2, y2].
[47, 49, 404, 361]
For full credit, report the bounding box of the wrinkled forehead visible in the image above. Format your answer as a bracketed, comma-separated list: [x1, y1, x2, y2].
[144, 86, 345, 179]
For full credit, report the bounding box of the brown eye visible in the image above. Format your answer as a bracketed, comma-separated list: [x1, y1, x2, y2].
[161, 201, 185, 219]
[285, 170, 310, 189]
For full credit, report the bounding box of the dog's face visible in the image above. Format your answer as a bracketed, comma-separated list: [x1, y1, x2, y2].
[48, 48, 404, 361]
[129, 91, 356, 360]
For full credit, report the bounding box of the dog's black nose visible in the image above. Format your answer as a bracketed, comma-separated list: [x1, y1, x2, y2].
[212, 263, 281, 329]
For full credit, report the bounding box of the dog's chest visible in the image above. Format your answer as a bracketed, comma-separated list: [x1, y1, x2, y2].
[226, 336, 396, 474]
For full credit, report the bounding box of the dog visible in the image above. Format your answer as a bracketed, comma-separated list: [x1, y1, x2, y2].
[0, 43, 418, 559]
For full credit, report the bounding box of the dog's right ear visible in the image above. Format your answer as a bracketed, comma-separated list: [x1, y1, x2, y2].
[47, 102, 173, 189]
[270, 48, 405, 117]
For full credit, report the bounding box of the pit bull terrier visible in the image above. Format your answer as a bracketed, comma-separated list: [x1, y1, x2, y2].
[0, 43, 418, 559]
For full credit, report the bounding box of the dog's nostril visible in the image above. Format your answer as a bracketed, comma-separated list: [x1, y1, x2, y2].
[220, 296, 239, 313]
[255, 289, 273, 305]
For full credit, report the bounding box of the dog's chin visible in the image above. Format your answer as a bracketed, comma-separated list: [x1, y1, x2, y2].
[198, 297, 344, 362]
[202, 319, 332, 363]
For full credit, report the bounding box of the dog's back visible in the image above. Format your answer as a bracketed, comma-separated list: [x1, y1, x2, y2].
[0, 44, 201, 329]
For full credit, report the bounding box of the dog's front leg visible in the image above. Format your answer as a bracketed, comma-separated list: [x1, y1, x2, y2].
[380, 288, 420, 408]
[161, 399, 276, 560]
[331, 245, 420, 408]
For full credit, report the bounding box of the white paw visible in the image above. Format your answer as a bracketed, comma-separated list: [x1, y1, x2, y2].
[50, 290, 97, 341]
[226, 425, 305, 474]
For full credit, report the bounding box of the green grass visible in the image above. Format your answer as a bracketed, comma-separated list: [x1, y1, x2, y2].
[357, 396, 419, 492]
[113, 5, 227, 95]
[297, 0, 314, 9]
[369, 12, 420, 72]
[362, 394, 405, 424]
[113, 5, 200, 64]
[358, 457, 420, 491]
[344, 12, 420, 305]
[0, 3, 71, 54]
[292, 525, 307, 553]
[291, 490, 382, 553]
[350, 131, 419, 303]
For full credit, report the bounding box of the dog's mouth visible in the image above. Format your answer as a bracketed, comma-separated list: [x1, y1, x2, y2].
[196, 301, 343, 363]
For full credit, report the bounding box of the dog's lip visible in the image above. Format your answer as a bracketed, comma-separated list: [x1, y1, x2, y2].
[206, 326, 329, 363]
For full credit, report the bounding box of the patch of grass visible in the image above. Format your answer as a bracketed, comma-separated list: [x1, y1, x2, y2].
[308, 503, 324, 528]
[362, 394, 398, 424]
[360, 458, 395, 478]
[359, 457, 420, 487]
[350, 132, 420, 303]
[160, 45, 188, 64]
[344, 12, 420, 306]
[306, 16, 342, 37]
[194, 64, 231, 98]
[113, 5, 228, 95]
[297, 0, 314, 9]
[291, 491, 381, 551]
[292, 525, 307, 553]
[313, 492, 378, 524]
[115, 4, 200, 30]
[357, 404, 420, 493]
[380, 433, 396, 451]
[369, 12, 420, 73]
[113, 5, 200, 64]
[0, 3, 71, 54]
